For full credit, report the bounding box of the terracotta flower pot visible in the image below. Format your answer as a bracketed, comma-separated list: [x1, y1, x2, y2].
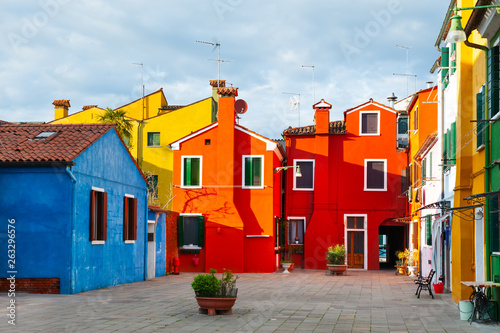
[196, 297, 237, 316]
[326, 264, 348, 276]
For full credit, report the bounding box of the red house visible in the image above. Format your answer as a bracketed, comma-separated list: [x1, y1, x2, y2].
[283, 99, 407, 270]
[170, 87, 285, 273]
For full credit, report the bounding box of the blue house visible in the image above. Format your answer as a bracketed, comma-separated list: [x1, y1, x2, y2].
[0, 123, 148, 294]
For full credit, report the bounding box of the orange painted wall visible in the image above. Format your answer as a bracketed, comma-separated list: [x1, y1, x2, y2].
[172, 91, 283, 273]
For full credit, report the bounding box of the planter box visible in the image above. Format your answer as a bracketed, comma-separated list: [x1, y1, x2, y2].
[196, 297, 237, 316]
[326, 264, 348, 276]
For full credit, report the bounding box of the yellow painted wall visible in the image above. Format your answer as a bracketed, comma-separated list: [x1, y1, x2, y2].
[50, 89, 216, 210]
[451, 0, 488, 302]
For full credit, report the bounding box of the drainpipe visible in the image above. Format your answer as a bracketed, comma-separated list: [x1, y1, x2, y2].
[65, 166, 77, 294]
[144, 191, 148, 281]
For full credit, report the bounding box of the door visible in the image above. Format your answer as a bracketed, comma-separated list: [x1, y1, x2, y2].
[348, 231, 364, 268]
[147, 221, 156, 280]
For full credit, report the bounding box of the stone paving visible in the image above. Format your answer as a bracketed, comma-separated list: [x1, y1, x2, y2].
[2, 269, 500, 332]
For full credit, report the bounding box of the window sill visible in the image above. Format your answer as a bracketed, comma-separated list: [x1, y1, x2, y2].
[476, 144, 485, 152]
[359, 133, 380, 136]
[91, 240, 105, 245]
[364, 188, 387, 192]
[147, 145, 161, 148]
[125, 240, 135, 244]
[246, 235, 270, 238]
[242, 186, 265, 190]
[180, 185, 202, 189]
[292, 187, 314, 191]
[181, 245, 202, 250]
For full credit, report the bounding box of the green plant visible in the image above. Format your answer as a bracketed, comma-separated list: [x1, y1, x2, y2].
[191, 268, 238, 298]
[326, 244, 346, 265]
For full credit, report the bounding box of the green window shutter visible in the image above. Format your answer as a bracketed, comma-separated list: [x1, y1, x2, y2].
[488, 46, 500, 118]
[451, 122, 456, 165]
[422, 158, 426, 186]
[450, 43, 456, 75]
[477, 91, 485, 148]
[429, 153, 433, 179]
[245, 157, 253, 186]
[425, 215, 432, 246]
[184, 158, 192, 186]
[198, 215, 205, 247]
[178, 216, 184, 246]
[441, 47, 449, 89]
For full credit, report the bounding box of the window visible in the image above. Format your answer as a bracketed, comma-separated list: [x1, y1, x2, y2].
[182, 156, 202, 188]
[242, 155, 263, 188]
[397, 117, 408, 134]
[364, 159, 386, 191]
[147, 132, 160, 147]
[293, 159, 314, 190]
[487, 45, 499, 119]
[476, 89, 485, 149]
[178, 215, 205, 248]
[421, 158, 426, 186]
[90, 188, 107, 242]
[123, 195, 137, 241]
[441, 47, 449, 89]
[360, 111, 379, 135]
[288, 218, 305, 244]
[413, 107, 418, 131]
[147, 175, 158, 199]
[425, 215, 432, 246]
[275, 217, 286, 248]
[347, 216, 364, 229]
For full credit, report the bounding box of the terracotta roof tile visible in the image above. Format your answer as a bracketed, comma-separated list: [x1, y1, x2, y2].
[217, 87, 238, 97]
[0, 123, 114, 164]
[82, 105, 98, 111]
[209, 79, 226, 88]
[52, 99, 71, 107]
[283, 120, 346, 136]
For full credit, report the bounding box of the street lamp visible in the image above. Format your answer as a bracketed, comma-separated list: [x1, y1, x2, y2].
[274, 165, 302, 177]
[446, 4, 500, 44]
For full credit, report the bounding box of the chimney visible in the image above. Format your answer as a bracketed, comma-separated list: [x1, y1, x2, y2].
[426, 81, 433, 88]
[387, 93, 397, 108]
[313, 99, 332, 134]
[216, 86, 238, 188]
[53, 99, 71, 120]
[209, 79, 226, 102]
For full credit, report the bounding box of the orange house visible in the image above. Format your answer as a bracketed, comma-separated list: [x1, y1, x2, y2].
[283, 99, 408, 270]
[170, 87, 285, 273]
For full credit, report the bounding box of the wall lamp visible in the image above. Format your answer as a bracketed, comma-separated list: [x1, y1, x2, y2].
[446, 4, 500, 44]
[274, 165, 302, 177]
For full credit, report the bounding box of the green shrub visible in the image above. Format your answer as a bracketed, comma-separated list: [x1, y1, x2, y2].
[191, 268, 238, 298]
[326, 244, 346, 265]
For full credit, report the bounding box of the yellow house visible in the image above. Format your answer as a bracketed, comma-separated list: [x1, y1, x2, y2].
[436, 0, 487, 302]
[51, 81, 221, 209]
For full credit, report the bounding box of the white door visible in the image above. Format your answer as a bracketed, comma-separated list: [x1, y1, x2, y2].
[147, 221, 156, 280]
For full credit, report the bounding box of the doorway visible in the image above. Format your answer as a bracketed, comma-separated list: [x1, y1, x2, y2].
[379, 224, 405, 269]
[347, 231, 364, 268]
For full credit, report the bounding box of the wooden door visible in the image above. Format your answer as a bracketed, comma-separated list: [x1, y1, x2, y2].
[347, 231, 364, 268]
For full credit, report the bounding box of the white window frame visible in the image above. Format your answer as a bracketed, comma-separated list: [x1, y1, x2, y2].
[364, 159, 387, 191]
[344, 214, 368, 269]
[91, 186, 106, 245]
[293, 159, 315, 191]
[242, 155, 264, 189]
[287, 216, 306, 245]
[181, 156, 203, 189]
[359, 111, 380, 136]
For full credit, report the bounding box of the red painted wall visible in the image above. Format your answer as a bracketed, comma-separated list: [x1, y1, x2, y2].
[285, 100, 407, 270]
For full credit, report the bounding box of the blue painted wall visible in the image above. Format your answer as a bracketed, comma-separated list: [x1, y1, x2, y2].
[0, 167, 73, 292]
[0, 129, 148, 294]
[71, 130, 148, 293]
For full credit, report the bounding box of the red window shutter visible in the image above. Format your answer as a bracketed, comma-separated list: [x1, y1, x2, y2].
[103, 192, 108, 241]
[90, 190, 95, 241]
[123, 196, 128, 241]
[132, 198, 138, 240]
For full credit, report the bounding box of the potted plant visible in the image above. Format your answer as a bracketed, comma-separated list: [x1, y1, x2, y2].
[326, 244, 347, 275]
[405, 249, 419, 277]
[280, 252, 293, 274]
[191, 268, 238, 315]
[395, 250, 406, 275]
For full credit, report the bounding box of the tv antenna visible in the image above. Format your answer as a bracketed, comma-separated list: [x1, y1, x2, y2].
[283, 92, 301, 126]
[301, 65, 315, 105]
[196, 39, 231, 89]
[396, 45, 412, 96]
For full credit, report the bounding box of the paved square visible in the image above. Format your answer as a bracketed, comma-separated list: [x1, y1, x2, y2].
[2, 269, 499, 332]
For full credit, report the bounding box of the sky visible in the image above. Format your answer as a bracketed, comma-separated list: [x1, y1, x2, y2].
[0, 0, 451, 139]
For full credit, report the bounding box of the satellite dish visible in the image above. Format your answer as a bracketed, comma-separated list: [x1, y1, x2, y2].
[234, 99, 248, 114]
